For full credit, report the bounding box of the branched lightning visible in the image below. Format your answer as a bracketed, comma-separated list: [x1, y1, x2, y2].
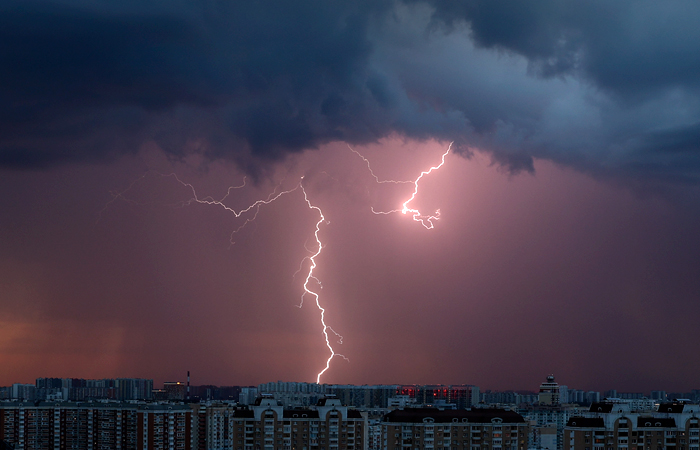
[167, 173, 296, 245]
[103, 171, 346, 383]
[347, 144, 413, 185]
[97, 172, 156, 222]
[103, 141, 452, 383]
[356, 142, 453, 229]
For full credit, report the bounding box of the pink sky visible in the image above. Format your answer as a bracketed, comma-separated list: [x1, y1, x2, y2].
[1, 138, 698, 393]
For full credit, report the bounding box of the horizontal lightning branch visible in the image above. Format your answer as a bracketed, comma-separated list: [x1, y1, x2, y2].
[102, 171, 346, 383]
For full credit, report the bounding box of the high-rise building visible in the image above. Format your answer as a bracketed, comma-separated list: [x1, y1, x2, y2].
[116, 378, 154, 401]
[650, 391, 667, 402]
[396, 385, 480, 409]
[560, 386, 569, 405]
[0, 401, 194, 450]
[448, 386, 481, 410]
[520, 376, 588, 450]
[540, 376, 561, 406]
[31, 378, 154, 402]
[163, 382, 187, 401]
[239, 387, 259, 406]
[10, 384, 36, 402]
[329, 385, 398, 409]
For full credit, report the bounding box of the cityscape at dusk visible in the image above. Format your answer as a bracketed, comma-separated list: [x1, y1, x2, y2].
[3, 375, 700, 450]
[2, 0, 700, 400]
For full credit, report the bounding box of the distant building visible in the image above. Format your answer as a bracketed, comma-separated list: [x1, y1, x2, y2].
[586, 392, 601, 405]
[239, 387, 259, 405]
[520, 376, 587, 450]
[387, 395, 418, 409]
[560, 386, 569, 405]
[481, 390, 522, 406]
[650, 391, 667, 402]
[10, 384, 36, 402]
[163, 381, 187, 400]
[330, 385, 398, 409]
[115, 378, 153, 401]
[397, 385, 480, 409]
[539, 376, 561, 406]
[32, 377, 153, 401]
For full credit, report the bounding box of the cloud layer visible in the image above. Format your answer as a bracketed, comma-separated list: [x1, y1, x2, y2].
[2, 0, 700, 184]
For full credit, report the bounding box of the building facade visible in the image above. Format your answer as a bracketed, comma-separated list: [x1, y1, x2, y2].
[381, 408, 529, 450]
[0, 401, 193, 450]
[0, 396, 367, 450]
[396, 386, 480, 410]
[204, 396, 366, 450]
[564, 402, 700, 450]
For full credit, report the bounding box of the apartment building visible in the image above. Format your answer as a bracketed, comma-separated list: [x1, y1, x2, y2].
[205, 396, 366, 450]
[381, 407, 529, 450]
[0, 396, 366, 450]
[0, 401, 194, 450]
[564, 402, 700, 450]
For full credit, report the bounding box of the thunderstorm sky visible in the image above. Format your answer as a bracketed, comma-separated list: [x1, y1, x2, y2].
[2, 0, 700, 392]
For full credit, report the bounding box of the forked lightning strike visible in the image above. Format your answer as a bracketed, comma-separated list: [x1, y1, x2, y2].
[104, 171, 345, 382]
[355, 142, 453, 229]
[104, 141, 452, 383]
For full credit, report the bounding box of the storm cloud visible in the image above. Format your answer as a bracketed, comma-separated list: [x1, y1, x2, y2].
[2, 0, 700, 184]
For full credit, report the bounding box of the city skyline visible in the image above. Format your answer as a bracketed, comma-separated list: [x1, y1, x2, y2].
[4, 373, 700, 401]
[3, 376, 700, 450]
[2, 2, 700, 392]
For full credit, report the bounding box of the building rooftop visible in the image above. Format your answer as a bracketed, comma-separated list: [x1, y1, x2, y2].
[567, 417, 605, 428]
[383, 408, 526, 424]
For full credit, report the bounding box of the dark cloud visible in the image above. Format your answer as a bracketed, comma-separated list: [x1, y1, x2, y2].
[384, 1, 700, 182]
[421, 1, 700, 96]
[2, 0, 700, 186]
[0, 0, 394, 167]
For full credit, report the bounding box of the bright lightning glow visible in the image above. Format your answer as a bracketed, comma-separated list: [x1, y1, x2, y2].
[359, 142, 453, 229]
[103, 171, 345, 383]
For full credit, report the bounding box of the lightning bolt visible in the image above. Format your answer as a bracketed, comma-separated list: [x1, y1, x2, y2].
[103, 171, 345, 383]
[356, 142, 453, 229]
[299, 181, 348, 383]
[103, 141, 452, 383]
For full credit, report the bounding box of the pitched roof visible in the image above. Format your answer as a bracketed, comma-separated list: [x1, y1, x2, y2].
[637, 418, 676, 428]
[283, 410, 319, 419]
[659, 403, 685, 413]
[589, 403, 614, 413]
[383, 408, 525, 424]
[567, 417, 605, 428]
